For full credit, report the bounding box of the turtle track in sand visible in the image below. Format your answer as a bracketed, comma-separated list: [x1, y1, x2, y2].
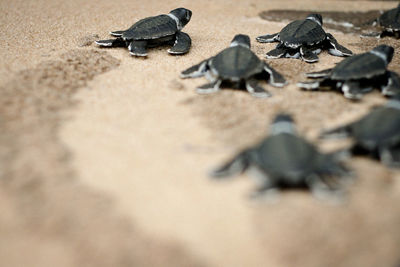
[0, 49, 204, 267]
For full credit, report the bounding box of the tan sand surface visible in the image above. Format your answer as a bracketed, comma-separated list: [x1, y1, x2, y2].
[2, 0, 400, 266]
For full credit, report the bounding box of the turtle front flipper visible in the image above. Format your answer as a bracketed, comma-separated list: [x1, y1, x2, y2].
[246, 80, 272, 98]
[263, 62, 287, 87]
[326, 33, 353, 57]
[128, 40, 148, 57]
[196, 80, 222, 95]
[300, 46, 319, 63]
[305, 68, 333, 78]
[256, 33, 279, 43]
[109, 30, 126, 37]
[319, 124, 353, 140]
[382, 71, 400, 96]
[180, 59, 210, 78]
[210, 151, 249, 178]
[168, 31, 192, 55]
[380, 146, 400, 167]
[95, 37, 127, 47]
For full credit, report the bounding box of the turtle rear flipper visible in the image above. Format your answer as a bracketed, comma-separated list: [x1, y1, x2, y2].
[110, 30, 126, 37]
[342, 81, 370, 100]
[256, 33, 279, 43]
[246, 80, 272, 98]
[168, 31, 192, 55]
[297, 80, 322, 90]
[95, 38, 127, 47]
[360, 31, 382, 38]
[300, 46, 319, 63]
[196, 80, 221, 95]
[326, 33, 353, 57]
[382, 71, 400, 96]
[128, 40, 148, 57]
[266, 47, 286, 59]
[380, 146, 400, 167]
[306, 68, 333, 78]
[263, 62, 287, 87]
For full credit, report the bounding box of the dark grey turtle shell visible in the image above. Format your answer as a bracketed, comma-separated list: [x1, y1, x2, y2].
[279, 19, 326, 47]
[330, 53, 387, 80]
[250, 134, 323, 184]
[122, 15, 178, 41]
[350, 106, 400, 148]
[379, 6, 400, 30]
[210, 46, 263, 80]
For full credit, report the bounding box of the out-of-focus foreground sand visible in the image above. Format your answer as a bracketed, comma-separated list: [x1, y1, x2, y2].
[1, 0, 400, 266]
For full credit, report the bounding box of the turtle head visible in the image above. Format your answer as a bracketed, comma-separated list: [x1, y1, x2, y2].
[169, 8, 192, 29]
[230, 34, 251, 49]
[306, 14, 323, 26]
[270, 114, 297, 135]
[371, 45, 394, 65]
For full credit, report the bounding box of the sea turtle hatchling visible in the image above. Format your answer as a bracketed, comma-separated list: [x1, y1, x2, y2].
[320, 97, 400, 167]
[180, 34, 287, 98]
[297, 45, 400, 100]
[362, 4, 400, 39]
[211, 114, 351, 198]
[95, 8, 192, 57]
[256, 14, 353, 63]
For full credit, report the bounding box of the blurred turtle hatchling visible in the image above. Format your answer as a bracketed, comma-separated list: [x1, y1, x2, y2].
[297, 45, 400, 100]
[256, 14, 352, 63]
[180, 34, 287, 98]
[211, 114, 351, 199]
[320, 97, 400, 167]
[362, 4, 400, 39]
[96, 8, 192, 57]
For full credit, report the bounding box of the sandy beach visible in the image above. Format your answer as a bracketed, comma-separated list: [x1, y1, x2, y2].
[1, 0, 400, 266]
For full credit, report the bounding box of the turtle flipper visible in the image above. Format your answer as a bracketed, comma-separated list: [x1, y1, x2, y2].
[246, 80, 272, 98]
[263, 62, 287, 87]
[360, 31, 382, 38]
[95, 38, 127, 47]
[300, 46, 319, 63]
[380, 146, 400, 167]
[196, 80, 221, 95]
[305, 68, 333, 78]
[180, 59, 209, 78]
[319, 124, 352, 139]
[266, 47, 286, 59]
[256, 33, 279, 43]
[109, 30, 126, 37]
[382, 71, 400, 96]
[341, 81, 368, 100]
[297, 80, 321, 90]
[128, 41, 148, 57]
[210, 151, 249, 178]
[168, 31, 192, 55]
[326, 33, 353, 57]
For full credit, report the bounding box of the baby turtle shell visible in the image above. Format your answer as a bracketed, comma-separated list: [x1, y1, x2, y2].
[298, 45, 400, 99]
[95, 8, 192, 57]
[180, 34, 287, 98]
[211, 114, 351, 198]
[320, 97, 400, 167]
[256, 14, 352, 63]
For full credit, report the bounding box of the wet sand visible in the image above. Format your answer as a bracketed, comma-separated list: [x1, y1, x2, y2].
[1, 0, 400, 266]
